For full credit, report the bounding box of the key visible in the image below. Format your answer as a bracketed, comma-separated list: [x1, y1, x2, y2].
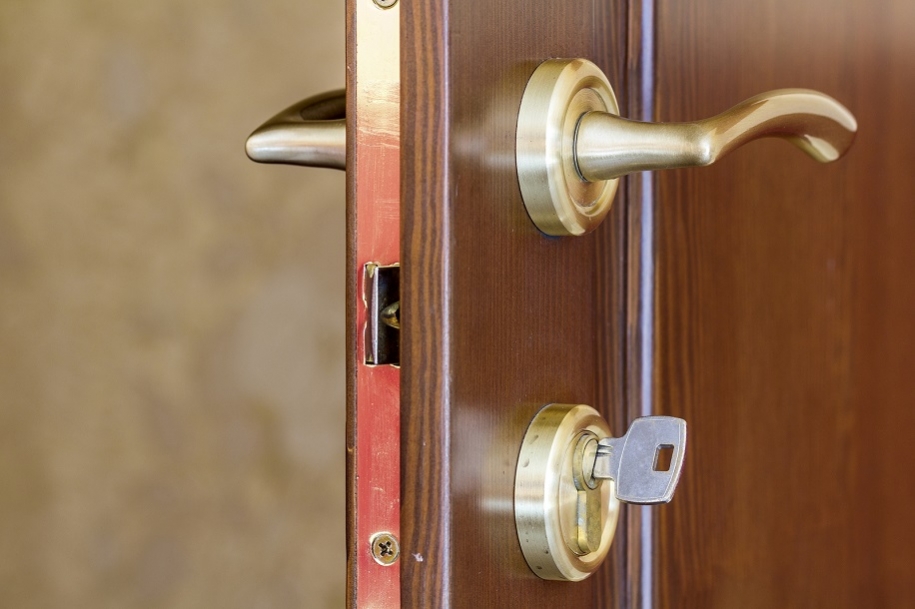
[591, 416, 687, 504]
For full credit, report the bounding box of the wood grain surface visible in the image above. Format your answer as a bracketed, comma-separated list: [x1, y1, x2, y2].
[399, 0, 639, 606]
[653, 0, 915, 606]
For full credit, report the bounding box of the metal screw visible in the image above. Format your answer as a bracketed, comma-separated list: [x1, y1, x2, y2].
[373, 0, 397, 9]
[370, 532, 400, 566]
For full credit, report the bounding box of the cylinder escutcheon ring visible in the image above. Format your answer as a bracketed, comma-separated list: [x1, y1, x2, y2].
[514, 403, 620, 581]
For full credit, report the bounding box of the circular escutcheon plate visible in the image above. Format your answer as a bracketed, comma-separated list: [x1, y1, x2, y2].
[516, 59, 620, 237]
[514, 403, 620, 581]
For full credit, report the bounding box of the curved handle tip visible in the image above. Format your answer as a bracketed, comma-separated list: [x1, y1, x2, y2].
[246, 89, 347, 170]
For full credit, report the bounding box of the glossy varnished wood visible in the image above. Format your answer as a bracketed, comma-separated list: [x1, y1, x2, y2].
[400, 0, 637, 606]
[653, 0, 915, 606]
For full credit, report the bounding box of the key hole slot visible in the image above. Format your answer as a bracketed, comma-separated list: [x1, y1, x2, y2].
[654, 444, 675, 472]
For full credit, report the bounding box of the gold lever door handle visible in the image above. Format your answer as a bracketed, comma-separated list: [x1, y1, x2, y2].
[517, 59, 858, 236]
[246, 89, 346, 170]
[576, 89, 856, 180]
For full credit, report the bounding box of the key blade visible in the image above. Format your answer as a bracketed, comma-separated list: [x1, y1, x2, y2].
[593, 416, 687, 505]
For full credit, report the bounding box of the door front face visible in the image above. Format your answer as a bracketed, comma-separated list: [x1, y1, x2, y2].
[653, 1, 915, 606]
[381, 0, 915, 607]
[399, 1, 641, 607]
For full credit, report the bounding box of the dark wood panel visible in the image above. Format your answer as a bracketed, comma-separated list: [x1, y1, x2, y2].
[400, 0, 638, 606]
[653, 0, 915, 606]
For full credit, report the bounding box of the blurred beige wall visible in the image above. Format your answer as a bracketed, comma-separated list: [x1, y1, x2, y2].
[0, 1, 346, 607]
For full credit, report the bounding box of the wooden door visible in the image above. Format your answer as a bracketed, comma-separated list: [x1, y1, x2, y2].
[384, 0, 915, 607]
[652, 1, 915, 607]
[398, 1, 644, 607]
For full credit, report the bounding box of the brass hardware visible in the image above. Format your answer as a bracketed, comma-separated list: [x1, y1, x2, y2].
[380, 301, 400, 330]
[515, 404, 618, 581]
[571, 432, 603, 555]
[364, 263, 400, 366]
[369, 532, 400, 566]
[515, 404, 687, 581]
[516, 58, 858, 236]
[576, 89, 857, 180]
[246, 89, 346, 169]
[350, 0, 402, 604]
[516, 59, 620, 237]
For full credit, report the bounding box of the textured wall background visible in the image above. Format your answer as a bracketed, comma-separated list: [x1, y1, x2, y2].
[0, 1, 346, 607]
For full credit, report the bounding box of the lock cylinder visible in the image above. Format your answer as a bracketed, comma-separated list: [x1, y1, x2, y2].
[514, 404, 687, 581]
[514, 404, 618, 581]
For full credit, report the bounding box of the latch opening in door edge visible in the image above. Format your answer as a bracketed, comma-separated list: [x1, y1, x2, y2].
[364, 263, 400, 366]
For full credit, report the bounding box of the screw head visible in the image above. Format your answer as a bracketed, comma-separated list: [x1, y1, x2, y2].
[370, 532, 400, 566]
[373, 0, 397, 8]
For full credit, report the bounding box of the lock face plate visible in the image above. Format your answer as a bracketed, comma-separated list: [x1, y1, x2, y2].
[514, 404, 620, 581]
